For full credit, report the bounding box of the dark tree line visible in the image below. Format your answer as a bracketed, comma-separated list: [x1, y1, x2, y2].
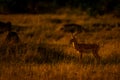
[0, 0, 120, 16]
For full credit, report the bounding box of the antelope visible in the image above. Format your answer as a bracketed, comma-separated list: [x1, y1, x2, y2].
[5, 31, 21, 56]
[70, 34, 100, 62]
[5, 31, 21, 44]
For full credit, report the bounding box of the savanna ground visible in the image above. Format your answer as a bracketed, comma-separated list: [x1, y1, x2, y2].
[0, 12, 120, 80]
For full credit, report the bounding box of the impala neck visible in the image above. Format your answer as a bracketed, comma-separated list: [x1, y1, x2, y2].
[72, 42, 75, 47]
[72, 37, 78, 48]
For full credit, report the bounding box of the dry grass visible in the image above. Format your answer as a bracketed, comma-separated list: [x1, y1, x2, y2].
[0, 13, 120, 80]
[1, 63, 120, 80]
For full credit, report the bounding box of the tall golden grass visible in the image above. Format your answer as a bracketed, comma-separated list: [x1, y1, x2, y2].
[0, 13, 120, 80]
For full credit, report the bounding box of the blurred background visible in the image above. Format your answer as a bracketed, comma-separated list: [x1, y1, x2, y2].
[0, 0, 120, 16]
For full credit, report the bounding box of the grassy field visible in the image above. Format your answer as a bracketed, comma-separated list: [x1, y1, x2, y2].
[0, 13, 120, 80]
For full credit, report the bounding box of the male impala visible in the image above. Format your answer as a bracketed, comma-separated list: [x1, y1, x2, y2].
[70, 34, 100, 62]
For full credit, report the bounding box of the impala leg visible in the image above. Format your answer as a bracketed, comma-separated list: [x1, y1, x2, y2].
[96, 54, 100, 63]
[95, 49, 100, 60]
[78, 52, 82, 62]
[93, 51, 100, 63]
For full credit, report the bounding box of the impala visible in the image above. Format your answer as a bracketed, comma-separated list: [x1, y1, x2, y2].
[70, 34, 101, 62]
[5, 31, 21, 45]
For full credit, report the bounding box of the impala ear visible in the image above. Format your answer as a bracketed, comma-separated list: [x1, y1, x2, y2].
[72, 33, 77, 38]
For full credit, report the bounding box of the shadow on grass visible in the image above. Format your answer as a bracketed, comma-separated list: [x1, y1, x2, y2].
[12, 25, 31, 32]
[27, 44, 79, 64]
[28, 44, 120, 65]
[0, 43, 120, 65]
